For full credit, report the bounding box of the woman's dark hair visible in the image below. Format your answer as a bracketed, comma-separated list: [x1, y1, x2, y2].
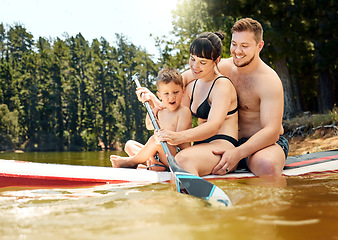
[189, 31, 225, 61]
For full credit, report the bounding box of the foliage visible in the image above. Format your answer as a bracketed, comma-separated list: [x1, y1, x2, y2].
[0, 104, 19, 151]
[158, 0, 336, 117]
[0, 1, 336, 150]
[0, 23, 159, 151]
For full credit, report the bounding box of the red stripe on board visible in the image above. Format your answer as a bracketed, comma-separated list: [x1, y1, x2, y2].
[0, 173, 130, 188]
[285, 155, 338, 167]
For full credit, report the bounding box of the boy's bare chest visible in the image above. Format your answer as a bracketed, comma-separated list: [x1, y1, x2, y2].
[158, 111, 178, 131]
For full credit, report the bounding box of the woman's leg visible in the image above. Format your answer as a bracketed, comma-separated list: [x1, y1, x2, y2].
[175, 140, 235, 176]
[124, 140, 144, 156]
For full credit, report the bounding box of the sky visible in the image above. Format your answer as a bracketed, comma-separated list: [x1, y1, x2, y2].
[0, 0, 179, 59]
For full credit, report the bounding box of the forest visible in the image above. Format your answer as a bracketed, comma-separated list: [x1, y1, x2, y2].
[0, 0, 336, 151]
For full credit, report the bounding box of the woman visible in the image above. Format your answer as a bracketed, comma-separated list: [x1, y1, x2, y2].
[151, 32, 238, 176]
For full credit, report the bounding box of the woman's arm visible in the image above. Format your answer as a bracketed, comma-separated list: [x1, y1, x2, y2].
[157, 78, 234, 145]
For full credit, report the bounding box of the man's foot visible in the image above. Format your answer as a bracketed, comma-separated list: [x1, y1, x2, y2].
[110, 155, 137, 168]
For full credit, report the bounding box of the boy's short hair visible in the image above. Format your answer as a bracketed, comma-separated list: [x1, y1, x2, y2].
[231, 18, 263, 44]
[156, 68, 183, 88]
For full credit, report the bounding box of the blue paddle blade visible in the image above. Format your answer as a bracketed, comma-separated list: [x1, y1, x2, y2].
[166, 153, 232, 207]
[173, 172, 232, 207]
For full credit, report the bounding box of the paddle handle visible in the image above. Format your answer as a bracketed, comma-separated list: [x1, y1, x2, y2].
[132, 74, 161, 131]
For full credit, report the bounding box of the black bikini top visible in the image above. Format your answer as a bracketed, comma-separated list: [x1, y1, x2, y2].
[189, 76, 238, 119]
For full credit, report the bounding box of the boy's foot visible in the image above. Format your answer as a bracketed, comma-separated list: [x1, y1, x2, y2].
[146, 159, 170, 172]
[110, 155, 137, 168]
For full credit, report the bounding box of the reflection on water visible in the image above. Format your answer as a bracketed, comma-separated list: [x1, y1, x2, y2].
[0, 152, 337, 240]
[0, 151, 126, 167]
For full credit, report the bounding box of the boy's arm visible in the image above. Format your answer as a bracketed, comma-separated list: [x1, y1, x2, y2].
[145, 113, 154, 130]
[145, 106, 161, 130]
[176, 106, 192, 149]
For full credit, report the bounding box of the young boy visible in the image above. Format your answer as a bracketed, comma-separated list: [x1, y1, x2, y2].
[110, 68, 191, 170]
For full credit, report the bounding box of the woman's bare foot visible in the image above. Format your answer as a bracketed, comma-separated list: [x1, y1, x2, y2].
[110, 155, 138, 168]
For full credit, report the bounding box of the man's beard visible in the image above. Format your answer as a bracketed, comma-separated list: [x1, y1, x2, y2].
[233, 54, 255, 67]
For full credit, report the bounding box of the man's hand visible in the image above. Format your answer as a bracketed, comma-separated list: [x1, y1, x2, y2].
[212, 148, 241, 175]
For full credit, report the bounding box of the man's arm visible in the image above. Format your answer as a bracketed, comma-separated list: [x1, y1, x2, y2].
[212, 71, 284, 174]
[234, 76, 283, 159]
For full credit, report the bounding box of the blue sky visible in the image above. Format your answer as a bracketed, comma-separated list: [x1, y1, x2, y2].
[0, 0, 179, 59]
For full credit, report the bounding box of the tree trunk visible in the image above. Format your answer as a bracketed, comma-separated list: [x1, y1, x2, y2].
[314, 41, 335, 113]
[318, 69, 334, 113]
[273, 57, 297, 119]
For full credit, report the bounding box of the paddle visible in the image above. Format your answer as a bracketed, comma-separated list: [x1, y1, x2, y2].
[132, 73, 232, 207]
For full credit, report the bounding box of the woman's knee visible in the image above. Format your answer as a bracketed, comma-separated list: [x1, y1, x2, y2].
[124, 140, 135, 152]
[175, 151, 191, 168]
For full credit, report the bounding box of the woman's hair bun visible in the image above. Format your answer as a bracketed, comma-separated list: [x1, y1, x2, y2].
[214, 31, 225, 41]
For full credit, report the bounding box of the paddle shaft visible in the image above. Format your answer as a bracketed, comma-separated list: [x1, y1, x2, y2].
[132, 74, 232, 207]
[132, 75, 175, 167]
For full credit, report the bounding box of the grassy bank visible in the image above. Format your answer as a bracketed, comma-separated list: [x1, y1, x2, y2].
[283, 107, 338, 156]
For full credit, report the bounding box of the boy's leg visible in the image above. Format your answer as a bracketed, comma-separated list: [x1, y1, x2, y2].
[111, 136, 164, 168]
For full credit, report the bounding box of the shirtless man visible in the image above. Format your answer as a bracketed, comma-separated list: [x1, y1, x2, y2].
[182, 18, 289, 177]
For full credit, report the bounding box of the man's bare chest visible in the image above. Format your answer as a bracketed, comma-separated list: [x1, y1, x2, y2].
[232, 77, 260, 112]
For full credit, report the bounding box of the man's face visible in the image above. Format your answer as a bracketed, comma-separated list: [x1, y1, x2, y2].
[230, 31, 262, 68]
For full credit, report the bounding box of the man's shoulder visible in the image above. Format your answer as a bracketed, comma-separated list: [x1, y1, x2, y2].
[218, 58, 234, 77]
[254, 60, 281, 83]
[219, 57, 233, 68]
[182, 70, 195, 87]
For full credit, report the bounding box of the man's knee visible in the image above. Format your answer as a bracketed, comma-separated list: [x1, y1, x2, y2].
[249, 153, 285, 176]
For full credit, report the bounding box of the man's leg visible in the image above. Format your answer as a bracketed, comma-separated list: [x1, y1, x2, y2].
[247, 143, 286, 176]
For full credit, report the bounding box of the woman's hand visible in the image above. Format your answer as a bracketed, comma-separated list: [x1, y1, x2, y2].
[155, 129, 183, 146]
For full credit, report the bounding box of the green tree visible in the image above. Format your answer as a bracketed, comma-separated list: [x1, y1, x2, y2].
[0, 104, 19, 150]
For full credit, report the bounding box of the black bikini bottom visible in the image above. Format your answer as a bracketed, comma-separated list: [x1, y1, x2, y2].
[193, 134, 238, 147]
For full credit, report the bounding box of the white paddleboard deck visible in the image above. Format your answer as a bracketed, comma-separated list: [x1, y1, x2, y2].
[0, 149, 337, 188]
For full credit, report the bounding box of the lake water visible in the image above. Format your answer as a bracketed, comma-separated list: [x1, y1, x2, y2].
[0, 151, 337, 240]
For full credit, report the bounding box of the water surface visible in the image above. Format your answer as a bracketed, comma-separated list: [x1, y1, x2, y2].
[0, 152, 337, 240]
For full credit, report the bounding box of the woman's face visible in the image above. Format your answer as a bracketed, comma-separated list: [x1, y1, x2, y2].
[189, 55, 216, 79]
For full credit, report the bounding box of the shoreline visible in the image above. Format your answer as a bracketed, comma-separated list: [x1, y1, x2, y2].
[2, 135, 338, 157]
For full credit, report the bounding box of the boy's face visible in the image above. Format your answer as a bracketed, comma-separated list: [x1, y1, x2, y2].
[157, 81, 184, 111]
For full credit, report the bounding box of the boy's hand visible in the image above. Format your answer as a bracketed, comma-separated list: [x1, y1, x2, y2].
[136, 87, 151, 103]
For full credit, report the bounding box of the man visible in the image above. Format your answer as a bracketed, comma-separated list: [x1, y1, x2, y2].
[182, 18, 289, 177]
